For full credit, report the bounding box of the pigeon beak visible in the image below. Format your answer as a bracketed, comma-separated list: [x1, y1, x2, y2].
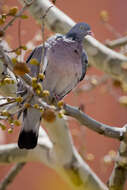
[87, 30, 94, 36]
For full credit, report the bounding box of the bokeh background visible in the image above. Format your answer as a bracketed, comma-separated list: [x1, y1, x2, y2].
[0, 0, 127, 189]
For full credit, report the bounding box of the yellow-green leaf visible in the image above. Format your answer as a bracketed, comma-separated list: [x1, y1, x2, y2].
[30, 58, 39, 65]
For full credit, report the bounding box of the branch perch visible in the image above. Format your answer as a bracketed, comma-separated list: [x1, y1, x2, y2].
[64, 104, 125, 140]
[0, 116, 108, 190]
[106, 36, 127, 49]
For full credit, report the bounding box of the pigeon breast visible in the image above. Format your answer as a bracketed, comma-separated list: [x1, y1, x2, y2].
[42, 36, 83, 99]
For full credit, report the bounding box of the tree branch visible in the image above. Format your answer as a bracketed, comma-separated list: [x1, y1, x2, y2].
[64, 104, 125, 140]
[108, 125, 127, 190]
[2, 0, 34, 32]
[0, 163, 25, 190]
[0, 45, 17, 97]
[106, 36, 127, 49]
[0, 128, 53, 164]
[41, 110, 108, 189]
[0, 116, 108, 190]
[42, 112, 74, 165]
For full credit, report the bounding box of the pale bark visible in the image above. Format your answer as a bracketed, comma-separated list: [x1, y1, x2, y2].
[0, 119, 108, 190]
[106, 36, 127, 49]
[108, 125, 127, 190]
[0, 163, 25, 190]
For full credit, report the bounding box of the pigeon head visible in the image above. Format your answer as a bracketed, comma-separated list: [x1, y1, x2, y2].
[66, 22, 92, 42]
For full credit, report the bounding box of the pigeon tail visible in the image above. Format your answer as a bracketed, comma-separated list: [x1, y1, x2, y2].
[18, 130, 38, 149]
[18, 106, 42, 149]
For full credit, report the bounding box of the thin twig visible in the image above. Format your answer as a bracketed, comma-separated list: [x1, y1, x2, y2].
[37, 5, 53, 80]
[0, 162, 26, 190]
[18, 19, 23, 62]
[0, 100, 16, 107]
[4, 47, 21, 53]
[18, 20, 22, 47]
[2, 0, 34, 32]
[106, 36, 127, 49]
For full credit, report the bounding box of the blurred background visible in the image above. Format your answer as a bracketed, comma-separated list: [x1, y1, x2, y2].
[0, 0, 127, 189]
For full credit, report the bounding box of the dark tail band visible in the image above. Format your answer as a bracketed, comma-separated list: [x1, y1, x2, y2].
[18, 130, 38, 149]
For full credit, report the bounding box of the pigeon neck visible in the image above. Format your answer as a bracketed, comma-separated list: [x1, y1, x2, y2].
[65, 33, 83, 43]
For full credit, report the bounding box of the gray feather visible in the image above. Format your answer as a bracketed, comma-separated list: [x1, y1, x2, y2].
[26, 45, 45, 77]
[80, 50, 88, 81]
[18, 97, 42, 149]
